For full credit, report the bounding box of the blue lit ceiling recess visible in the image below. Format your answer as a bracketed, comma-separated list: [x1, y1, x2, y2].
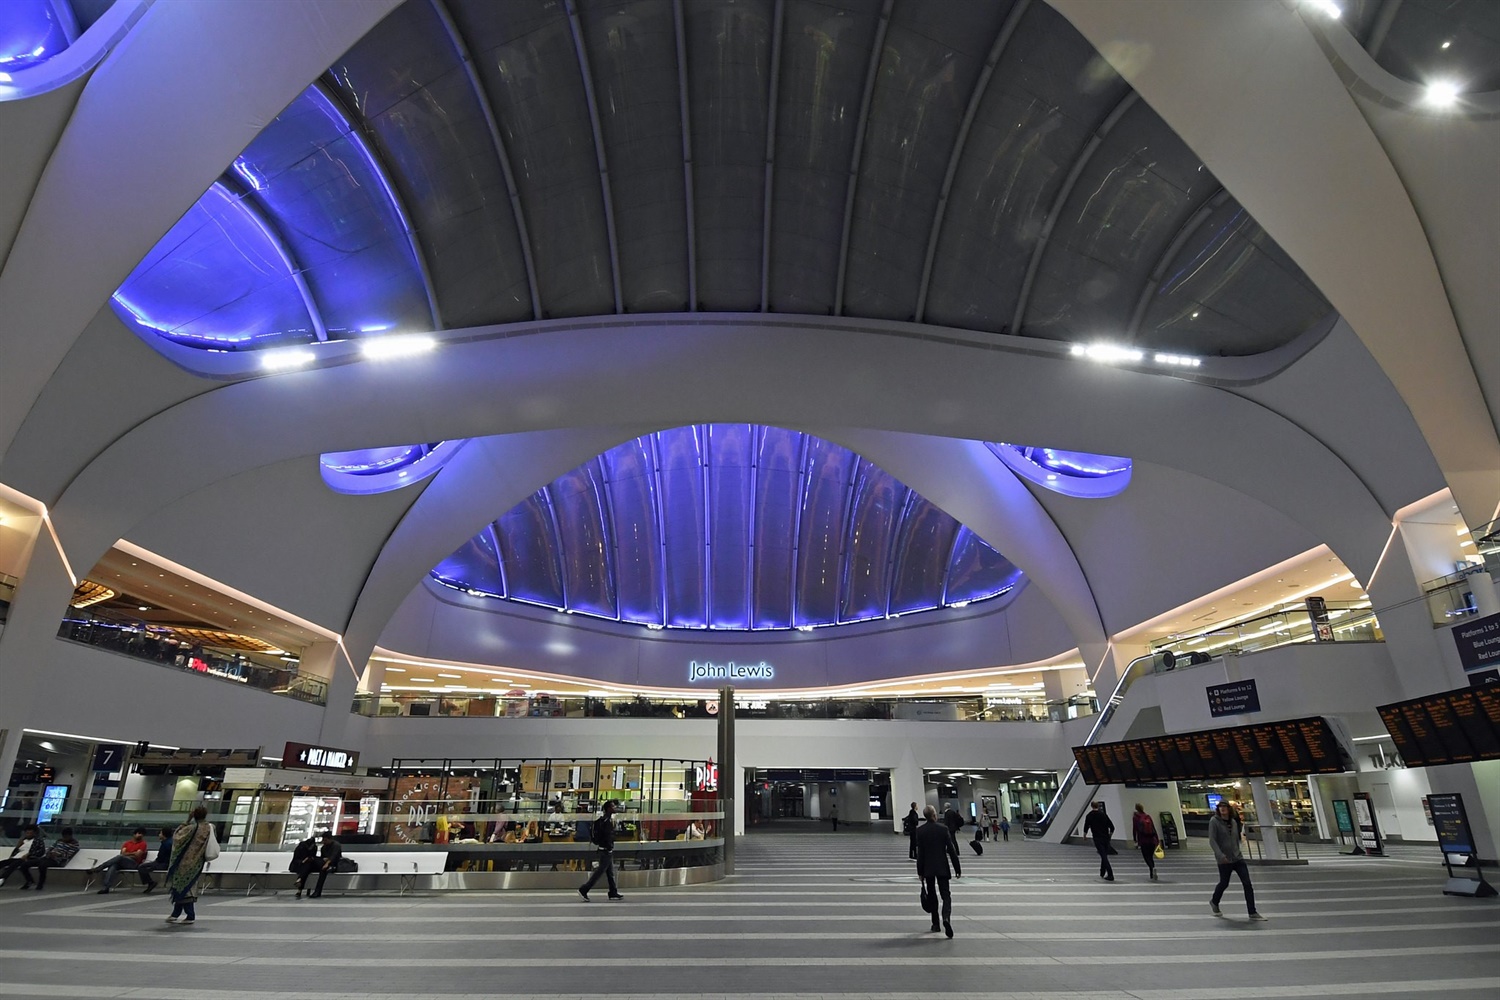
[109, 0, 1330, 373]
[987, 443, 1131, 499]
[110, 84, 430, 357]
[0, 0, 75, 73]
[320, 441, 462, 495]
[431, 426, 1026, 632]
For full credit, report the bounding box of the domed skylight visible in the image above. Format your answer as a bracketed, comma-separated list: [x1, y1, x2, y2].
[431, 425, 1025, 631]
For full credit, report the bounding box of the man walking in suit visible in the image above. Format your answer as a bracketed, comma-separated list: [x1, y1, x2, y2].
[914, 805, 962, 938]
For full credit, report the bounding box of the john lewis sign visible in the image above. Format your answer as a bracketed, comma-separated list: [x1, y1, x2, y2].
[689, 660, 775, 682]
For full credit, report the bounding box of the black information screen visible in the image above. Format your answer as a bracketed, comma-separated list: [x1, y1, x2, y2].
[1072, 717, 1348, 785]
[1378, 685, 1500, 768]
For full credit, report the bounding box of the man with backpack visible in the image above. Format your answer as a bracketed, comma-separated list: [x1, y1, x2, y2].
[579, 799, 623, 901]
[1131, 803, 1161, 881]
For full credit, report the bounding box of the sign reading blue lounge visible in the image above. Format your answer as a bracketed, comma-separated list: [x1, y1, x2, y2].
[689, 660, 775, 682]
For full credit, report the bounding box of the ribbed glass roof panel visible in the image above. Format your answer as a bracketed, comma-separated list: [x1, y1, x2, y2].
[234, 87, 430, 338]
[657, 425, 708, 627]
[0, 0, 72, 71]
[888, 493, 958, 615]
[685, 0, 772, 311]
[750, 426, 801, 629]
[840, 460, 904, 622]
[767, 0, 878, 314]
[432, 525, 505, 598]
[434, 426, 1025, 630]
[325, 0, 533, 328]
[579, 0, 690, 313]
[794, 436, 856, 626]
[945, 524, 1023, 604]
[111, 184, 316, 348]
[707, 423, 755, 630]
[448, 0, 615, 318]
[602, 436, 664, 626]
[550, 461, 616, 619]
[494, 492, 565, 609]
[843, 0, 1017, 321]
[1023, 98, 1218, 341]
[1139, 201, 1333, 356]
[925, 3, 1127, 333]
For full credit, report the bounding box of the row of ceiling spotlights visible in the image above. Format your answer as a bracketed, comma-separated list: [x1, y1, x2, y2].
[1302, 0, 1468, 110]
[1068, 343, 1202, 368]
[261, 334, 437, 371]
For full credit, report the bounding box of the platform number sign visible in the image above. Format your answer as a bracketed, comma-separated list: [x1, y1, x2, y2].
[91, 744, 127, 772]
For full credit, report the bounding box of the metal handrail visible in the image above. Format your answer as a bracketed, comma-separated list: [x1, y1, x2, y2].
[1027, 651, 1154, 837]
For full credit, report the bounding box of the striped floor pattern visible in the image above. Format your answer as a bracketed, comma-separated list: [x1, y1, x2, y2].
[1, 828, 1497, 999]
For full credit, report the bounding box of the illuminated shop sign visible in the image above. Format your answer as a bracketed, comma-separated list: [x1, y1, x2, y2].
[282, 741, 359, 774]
[689, 660, 775, 682]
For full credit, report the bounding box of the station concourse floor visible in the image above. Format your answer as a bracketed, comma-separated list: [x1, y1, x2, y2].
[0, 827, 1497, 1000]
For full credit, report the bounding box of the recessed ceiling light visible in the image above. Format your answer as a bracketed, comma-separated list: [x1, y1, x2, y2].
[1441, 40, 1451, 49]
[1424, 80, 1461, 108]
[359, 334, 436, 360]
[261, 347, 317, 371]
[438, 673, 462, 679]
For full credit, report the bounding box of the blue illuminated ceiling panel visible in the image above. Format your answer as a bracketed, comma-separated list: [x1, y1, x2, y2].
[320, 441, 461, 495]
[988, 442, 1132, 499]
[0, 0, 75, 72]
[430, 426, 1026, 631]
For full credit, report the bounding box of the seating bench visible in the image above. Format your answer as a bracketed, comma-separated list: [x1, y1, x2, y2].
[204, 851, 448, 895]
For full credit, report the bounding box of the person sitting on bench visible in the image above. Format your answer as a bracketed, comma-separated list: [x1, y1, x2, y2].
[307, 832, 342, 899]
[137, 827, 174, 894]
[0, 826, 46, 889]
[291, 836, 319, 899]
[93, 828, 150, 894]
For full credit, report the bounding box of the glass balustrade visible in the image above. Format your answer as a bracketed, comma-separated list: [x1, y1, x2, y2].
[56, 606, 326, 705]
[351, 690, 1099, 723]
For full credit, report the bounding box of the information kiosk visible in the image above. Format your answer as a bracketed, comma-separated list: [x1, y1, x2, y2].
[1428, 792, 1497, 898]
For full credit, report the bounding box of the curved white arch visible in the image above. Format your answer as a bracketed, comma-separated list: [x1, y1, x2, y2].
[0, 0, 403, 463]
[29, 318, 1395, 637]
[1048, 0, 1500, 522]
[335, 425, 1107, 670]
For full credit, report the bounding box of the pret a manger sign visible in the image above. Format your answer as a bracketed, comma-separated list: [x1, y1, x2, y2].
[689, 660, 774, 682]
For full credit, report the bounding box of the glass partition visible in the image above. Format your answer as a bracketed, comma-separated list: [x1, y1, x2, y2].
[57, 605, 326, 705]
[352, 690, 1098, 723]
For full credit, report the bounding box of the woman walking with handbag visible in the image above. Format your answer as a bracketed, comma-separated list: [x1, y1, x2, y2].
[164, 805, 216, 925]
[1131, 803, 1162, 881]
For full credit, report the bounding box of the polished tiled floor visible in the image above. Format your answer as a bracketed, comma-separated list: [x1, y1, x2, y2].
[1, 828, 1497, 999]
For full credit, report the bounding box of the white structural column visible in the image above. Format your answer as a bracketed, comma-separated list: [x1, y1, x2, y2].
[890, 745, 926, 836]
[1247, 777, 1286, 862]
[0, 522, 74, 793]
[1049, 0, 1500, 524]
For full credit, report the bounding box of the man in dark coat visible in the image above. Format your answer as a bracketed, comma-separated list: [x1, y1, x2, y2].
[942, 803, 964, 836]
[902, 803, 920, 859]
[1083, 801, 1115, 881]
[914, 805, 962, 938]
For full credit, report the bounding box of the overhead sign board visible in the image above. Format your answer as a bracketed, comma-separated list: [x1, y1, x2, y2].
[1377, 684, 1500, 767]
[1072, 716, 1352, 785]
[1452, 610, 1500, 674]
[1206, 679, 1261, 718]
[281, 741, 359, 774]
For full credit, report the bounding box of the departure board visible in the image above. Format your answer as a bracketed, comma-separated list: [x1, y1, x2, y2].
[1377, 685, 1500, 767]
[1072, 716, 1350, 785]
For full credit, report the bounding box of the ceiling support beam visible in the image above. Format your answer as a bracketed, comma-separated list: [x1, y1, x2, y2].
[834, 451, 862, 624]
[539, 485, 570, 613]
[1125, 187, 1231, 340]
[314, 80, 444, 333]
[833, 0, 893, 316]
[914, 0, 1029, 324]
[649, 433, 671, 628]
[759, 0, 785, 313]
[216, 179, 328, 343]
[673, 0, 698, 311]
[1009, 90, 1137, 337]
[701, 424, 714, 627]
[788, 432, 811, 627]
[565, 0, 624, 314]
[431, 0, 543, 322]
